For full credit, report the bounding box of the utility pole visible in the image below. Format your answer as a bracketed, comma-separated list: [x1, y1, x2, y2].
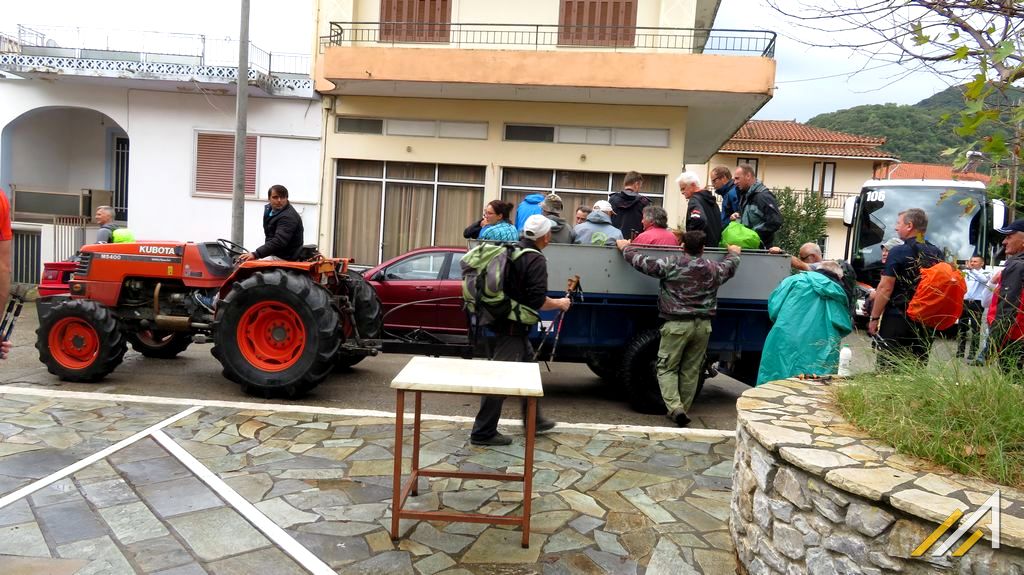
[231, 0, 251, 245]
[1011, 101, 1021, 222]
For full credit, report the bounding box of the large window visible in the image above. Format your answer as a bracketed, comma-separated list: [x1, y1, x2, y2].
[558, 0, 637, 46]
[380, 0, 451, 42]
[501, 168, 664, 215]
[334, 160, 485, 264]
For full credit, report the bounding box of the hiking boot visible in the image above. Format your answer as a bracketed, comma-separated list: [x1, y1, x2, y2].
[535, 419, 556, 434]
[669, 409, 691, 428]
[470, 433, 512, 446]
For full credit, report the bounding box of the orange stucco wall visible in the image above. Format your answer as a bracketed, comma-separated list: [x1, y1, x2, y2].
[321, 46, 774, 94]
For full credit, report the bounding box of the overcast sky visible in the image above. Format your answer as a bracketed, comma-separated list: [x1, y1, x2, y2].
[4, 0, 956, 122]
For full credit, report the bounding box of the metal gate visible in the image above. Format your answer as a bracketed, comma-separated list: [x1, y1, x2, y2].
[53, 215, 89, 261]
[12, 228, 41, 285]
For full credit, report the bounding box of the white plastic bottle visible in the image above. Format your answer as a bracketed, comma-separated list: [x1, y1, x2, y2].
[837, 344, 853, 377]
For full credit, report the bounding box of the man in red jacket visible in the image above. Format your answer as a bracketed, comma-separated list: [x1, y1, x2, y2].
[992, 219, 1024, 371]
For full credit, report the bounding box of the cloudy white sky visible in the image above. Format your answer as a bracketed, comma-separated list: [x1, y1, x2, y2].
[4, 0, 957, 122]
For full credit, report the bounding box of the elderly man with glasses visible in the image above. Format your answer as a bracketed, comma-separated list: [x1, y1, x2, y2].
[769, 242, 858, 318]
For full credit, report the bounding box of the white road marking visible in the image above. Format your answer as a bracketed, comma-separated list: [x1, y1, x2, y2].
[151, 430, 336, 575]
[0, 406, 202, 510]
[0, 385, 735, 438]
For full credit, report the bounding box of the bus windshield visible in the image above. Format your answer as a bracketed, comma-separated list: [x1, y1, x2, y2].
[855, 185, 985, 270]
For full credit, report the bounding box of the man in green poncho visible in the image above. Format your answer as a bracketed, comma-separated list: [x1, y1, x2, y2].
[757, 261, 853, 385]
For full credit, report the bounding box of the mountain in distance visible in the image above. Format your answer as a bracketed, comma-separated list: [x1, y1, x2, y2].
[805, 85, 1022, 165]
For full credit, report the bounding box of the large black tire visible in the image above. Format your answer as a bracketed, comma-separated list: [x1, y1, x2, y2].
[126, 330, 192, 359]
[619, 329, 707, 415]
[212, 270, 340, 398]
[585, 353, 619, 382]
[333, 269, 383, 371]
[727, 351, 763, 387]
[36, 299, 127, 382]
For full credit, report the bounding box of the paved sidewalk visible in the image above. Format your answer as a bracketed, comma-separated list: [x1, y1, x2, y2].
[0, 387, 737, 575]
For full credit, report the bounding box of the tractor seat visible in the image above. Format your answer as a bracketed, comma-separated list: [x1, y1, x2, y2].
[296, 244, 320, 261]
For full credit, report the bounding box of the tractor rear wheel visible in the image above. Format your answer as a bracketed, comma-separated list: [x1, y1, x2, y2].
[36, 299, 127, 382]
[619, 329, 706, 415]
[212, 270, 340, 398]
[126, 330, 192, 358]
[334, 269, 382, 371]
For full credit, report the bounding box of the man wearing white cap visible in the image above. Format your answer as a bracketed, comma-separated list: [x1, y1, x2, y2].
[470, 214, 572, 446]
[573, 200, 624, 246]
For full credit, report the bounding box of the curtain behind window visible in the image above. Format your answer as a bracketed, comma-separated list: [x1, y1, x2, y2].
[335, 180, 382, 265]
[435, 186, 482, 246]
[383, 183, 433, 260]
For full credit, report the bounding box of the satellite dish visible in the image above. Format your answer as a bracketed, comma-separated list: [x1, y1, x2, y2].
[45, 39, 59, 48]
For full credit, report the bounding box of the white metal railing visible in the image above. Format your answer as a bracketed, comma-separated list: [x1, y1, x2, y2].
[9, 24, 311, 75]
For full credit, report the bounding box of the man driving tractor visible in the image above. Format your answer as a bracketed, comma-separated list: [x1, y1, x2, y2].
[238, 184, 305, 262]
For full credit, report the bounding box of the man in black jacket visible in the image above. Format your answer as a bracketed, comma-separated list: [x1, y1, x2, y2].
[470, 215, 572, 446]
[730, 164, 782, 249]
[609, 171, 651, 240]
[239, 185, 305, 262]
[677, 171, 722, 248]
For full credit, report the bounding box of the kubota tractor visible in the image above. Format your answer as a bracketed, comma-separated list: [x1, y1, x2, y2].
[36, 239, 382, 397]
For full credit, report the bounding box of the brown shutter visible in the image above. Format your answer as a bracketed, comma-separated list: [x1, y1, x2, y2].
[195, 133, 257, 195]
[380, 0, 450, 42]
[559, 1, 636, 47]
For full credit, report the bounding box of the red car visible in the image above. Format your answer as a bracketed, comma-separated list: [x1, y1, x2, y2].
[362, 247, 468, 334]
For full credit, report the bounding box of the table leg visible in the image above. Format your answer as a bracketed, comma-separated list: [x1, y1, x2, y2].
[521, 397, 536, 549]
[391, 389, 405, 541]
[411, 391, 422, 497]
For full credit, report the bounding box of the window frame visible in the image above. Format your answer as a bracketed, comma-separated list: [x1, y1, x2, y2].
[192, 130, 259, 198]
[812, 161, 837, 197]
[499, 167, 666, 210]
[736, 157, 759, 177]
[334, 159, 486, 264]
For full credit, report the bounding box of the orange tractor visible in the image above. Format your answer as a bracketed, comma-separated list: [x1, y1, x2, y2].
[36, 239, 382, 397]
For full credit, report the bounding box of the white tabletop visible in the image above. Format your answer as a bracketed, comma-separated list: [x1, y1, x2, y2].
[390, 356, 544, 397]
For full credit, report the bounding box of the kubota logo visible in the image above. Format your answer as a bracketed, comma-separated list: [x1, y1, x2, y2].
[139, 246, 177, 255]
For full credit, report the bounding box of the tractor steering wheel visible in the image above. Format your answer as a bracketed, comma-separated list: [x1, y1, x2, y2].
[217, 238, 249, 259]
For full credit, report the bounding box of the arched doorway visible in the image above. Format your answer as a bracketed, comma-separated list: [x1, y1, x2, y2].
[1, 106, 129, 224]
[1, 106, 128, 284]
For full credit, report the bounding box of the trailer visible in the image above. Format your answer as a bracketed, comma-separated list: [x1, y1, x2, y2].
[384, 243, 790, 414]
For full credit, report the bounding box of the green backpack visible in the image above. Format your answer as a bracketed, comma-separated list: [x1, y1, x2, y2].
[461, 243, 541, 326]
[720, 221, 761, 249]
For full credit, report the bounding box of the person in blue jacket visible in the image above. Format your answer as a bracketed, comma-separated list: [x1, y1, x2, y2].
[514, 194, 546, 231]
[710, 166, 739, 228]
[757, 261, 853, 385]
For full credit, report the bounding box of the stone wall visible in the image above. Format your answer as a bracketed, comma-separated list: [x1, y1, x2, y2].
[730, 378, 1024, 574]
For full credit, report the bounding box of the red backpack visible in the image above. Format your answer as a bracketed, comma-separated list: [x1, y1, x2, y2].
[905, 245, 966, 330]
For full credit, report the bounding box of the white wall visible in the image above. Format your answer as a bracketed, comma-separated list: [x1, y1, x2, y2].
[0, 80, 322, 251]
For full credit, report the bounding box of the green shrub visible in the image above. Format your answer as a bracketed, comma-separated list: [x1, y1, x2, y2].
[835, 359, 1024, 487]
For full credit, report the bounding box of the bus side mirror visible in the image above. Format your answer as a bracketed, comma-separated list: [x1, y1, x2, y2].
[992, 199, 1007, 231]
[843, 196, 858, 226]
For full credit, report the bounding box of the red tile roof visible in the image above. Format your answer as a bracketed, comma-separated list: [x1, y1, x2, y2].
[721, 120, 897, 159]
[886, 162, 991, 184]
[732, 120, 886, 145]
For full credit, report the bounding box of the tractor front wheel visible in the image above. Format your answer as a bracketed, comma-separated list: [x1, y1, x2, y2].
[212, 270, 340, 398]
[36, 299, 127, 382]
[127, 330, 192, 358]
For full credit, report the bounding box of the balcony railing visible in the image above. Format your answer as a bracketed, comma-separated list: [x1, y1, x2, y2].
[9, 24, 311, 75]
[322, 22, 776, 57]
[793, 190, 856, 210]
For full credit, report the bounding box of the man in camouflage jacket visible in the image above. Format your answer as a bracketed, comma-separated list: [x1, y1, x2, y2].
[617, 232, 741, 426]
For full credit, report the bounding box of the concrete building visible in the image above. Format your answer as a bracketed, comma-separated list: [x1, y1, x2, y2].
[0, 25, 318, 284]
[312, 0, 776, 264]
[693, 120, 898, 259]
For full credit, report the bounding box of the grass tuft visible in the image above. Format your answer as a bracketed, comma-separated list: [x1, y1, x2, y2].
[834, 358, 1024, 488]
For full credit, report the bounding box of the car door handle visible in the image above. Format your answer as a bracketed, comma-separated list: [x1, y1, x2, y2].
[415, 286, 434, 292]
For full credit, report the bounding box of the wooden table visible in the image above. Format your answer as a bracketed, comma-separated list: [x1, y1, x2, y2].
[389, 356, 543, 548]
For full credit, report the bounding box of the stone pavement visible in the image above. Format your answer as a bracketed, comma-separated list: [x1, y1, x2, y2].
[0, 387, 738, 575]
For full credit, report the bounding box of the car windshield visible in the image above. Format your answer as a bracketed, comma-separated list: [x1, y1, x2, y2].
[856, 185, 984, 269]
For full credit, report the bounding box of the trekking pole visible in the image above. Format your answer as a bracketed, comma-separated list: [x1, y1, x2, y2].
[533, 275, 580, 363]
[1, 293, 25, 343]
[549, 277, 582, 364]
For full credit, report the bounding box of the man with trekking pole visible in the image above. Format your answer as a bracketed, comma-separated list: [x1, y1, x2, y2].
[466, 215, 571, 446]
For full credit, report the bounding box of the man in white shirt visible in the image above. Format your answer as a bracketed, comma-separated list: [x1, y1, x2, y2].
[958, 255, 991, 361]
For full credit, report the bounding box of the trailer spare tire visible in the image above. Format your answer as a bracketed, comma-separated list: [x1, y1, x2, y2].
[36, 299, 127, 382]
[619, 328, 706, 415]
[212, 269, 340, 398]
